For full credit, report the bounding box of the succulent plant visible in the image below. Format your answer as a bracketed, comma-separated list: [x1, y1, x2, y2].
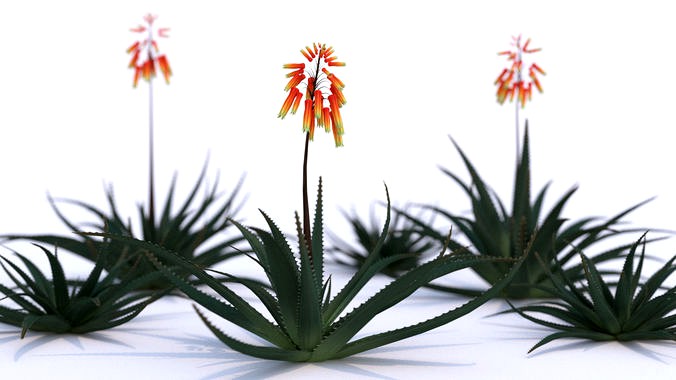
[504, 233, 676, 353]
[87, 180, 523, 362]
[0, 244, 164, 338]
[403, 125, 652, 298]
[330, 207, 435, 276]
[3, 164, 246, 290]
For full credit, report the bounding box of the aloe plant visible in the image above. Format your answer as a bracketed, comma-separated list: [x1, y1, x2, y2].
[330, 207, 435, 276]
[86, 180, 523, 362]
[403, 125, 652, 298]
[0, 244, 165, 338]
[2, 164, 246, 290]
[504, 233, 676, 353]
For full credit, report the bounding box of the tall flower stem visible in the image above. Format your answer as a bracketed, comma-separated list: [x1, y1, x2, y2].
[302, 55, 323, 260]
[302, 132, 311, 259]
[148, 77, 156, 238]
[128, 14, 171, 237]
[278, 43, 347, 261]
[515, 98, 520, 162]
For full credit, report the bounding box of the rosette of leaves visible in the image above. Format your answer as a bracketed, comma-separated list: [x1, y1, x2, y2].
[87, 180, 524, 362]
[330, 207, 435, 276]
[0, 244, 165, 338]
[3, 164, 246, 290]
[403, 124, 652, 298]
[505, 233, 676, 353]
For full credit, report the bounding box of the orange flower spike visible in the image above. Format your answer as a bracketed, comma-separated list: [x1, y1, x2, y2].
[279, 42, 346, 145]
[278, 88, 298, 119]
[302, 99, 313, 133]
[128, 14, 171, 87]
[314, 90, 324, 125]
[495, 35, 544, 106]
[322, 107, 331, 132]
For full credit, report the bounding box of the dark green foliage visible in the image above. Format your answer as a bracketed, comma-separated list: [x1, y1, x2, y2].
[86, 179, 524, 362]
[505, 233, 676, 353]
[403, 124, 651, 298]
[3, 163, 246, 290]
[330, 208, 435, 276]
[0, 244, 164, 338]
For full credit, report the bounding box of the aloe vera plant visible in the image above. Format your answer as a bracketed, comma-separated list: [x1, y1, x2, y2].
[505, 233, 676, 353]
[404, 125, 651, 298]
[2, 164, 245, 290]
[0, 244, 164, 338]
[87, 180, 523, 362]
[330, 207, 434, 276]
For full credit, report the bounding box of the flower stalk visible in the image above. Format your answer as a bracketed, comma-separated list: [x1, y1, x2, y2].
[279, 43, 346, 259]
[495, 35, 545, 160]
[127, 14, 172, 233]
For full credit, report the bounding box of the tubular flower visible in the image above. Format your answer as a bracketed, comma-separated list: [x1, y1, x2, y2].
[495, 35, 545, 108]
[279, 42, 346, 147]
[127, 14, 172, 88]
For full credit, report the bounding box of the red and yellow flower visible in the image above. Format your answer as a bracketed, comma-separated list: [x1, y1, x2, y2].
[127, 14, 172, 88]
[495, 35, 545, 108]
[278, 43, 346, 147]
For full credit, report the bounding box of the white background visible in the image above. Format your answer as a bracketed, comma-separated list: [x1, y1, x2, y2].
[0, 1, 675, 378]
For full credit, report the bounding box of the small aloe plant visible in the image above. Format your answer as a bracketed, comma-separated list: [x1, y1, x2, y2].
[0, 244, 165, 338]
[2, 164, 245, 290]
[2, 14, 245, 289]
[86, 180, 523, 362]
[330, 207, 435, 276]
[505, 233, 676, 353]
[403, 126, 651, 298]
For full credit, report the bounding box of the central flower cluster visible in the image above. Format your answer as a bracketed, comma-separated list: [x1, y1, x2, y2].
[495, 36, 545, 108]
[278, 43, 346, 147]
[127, 14, 172, 88]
